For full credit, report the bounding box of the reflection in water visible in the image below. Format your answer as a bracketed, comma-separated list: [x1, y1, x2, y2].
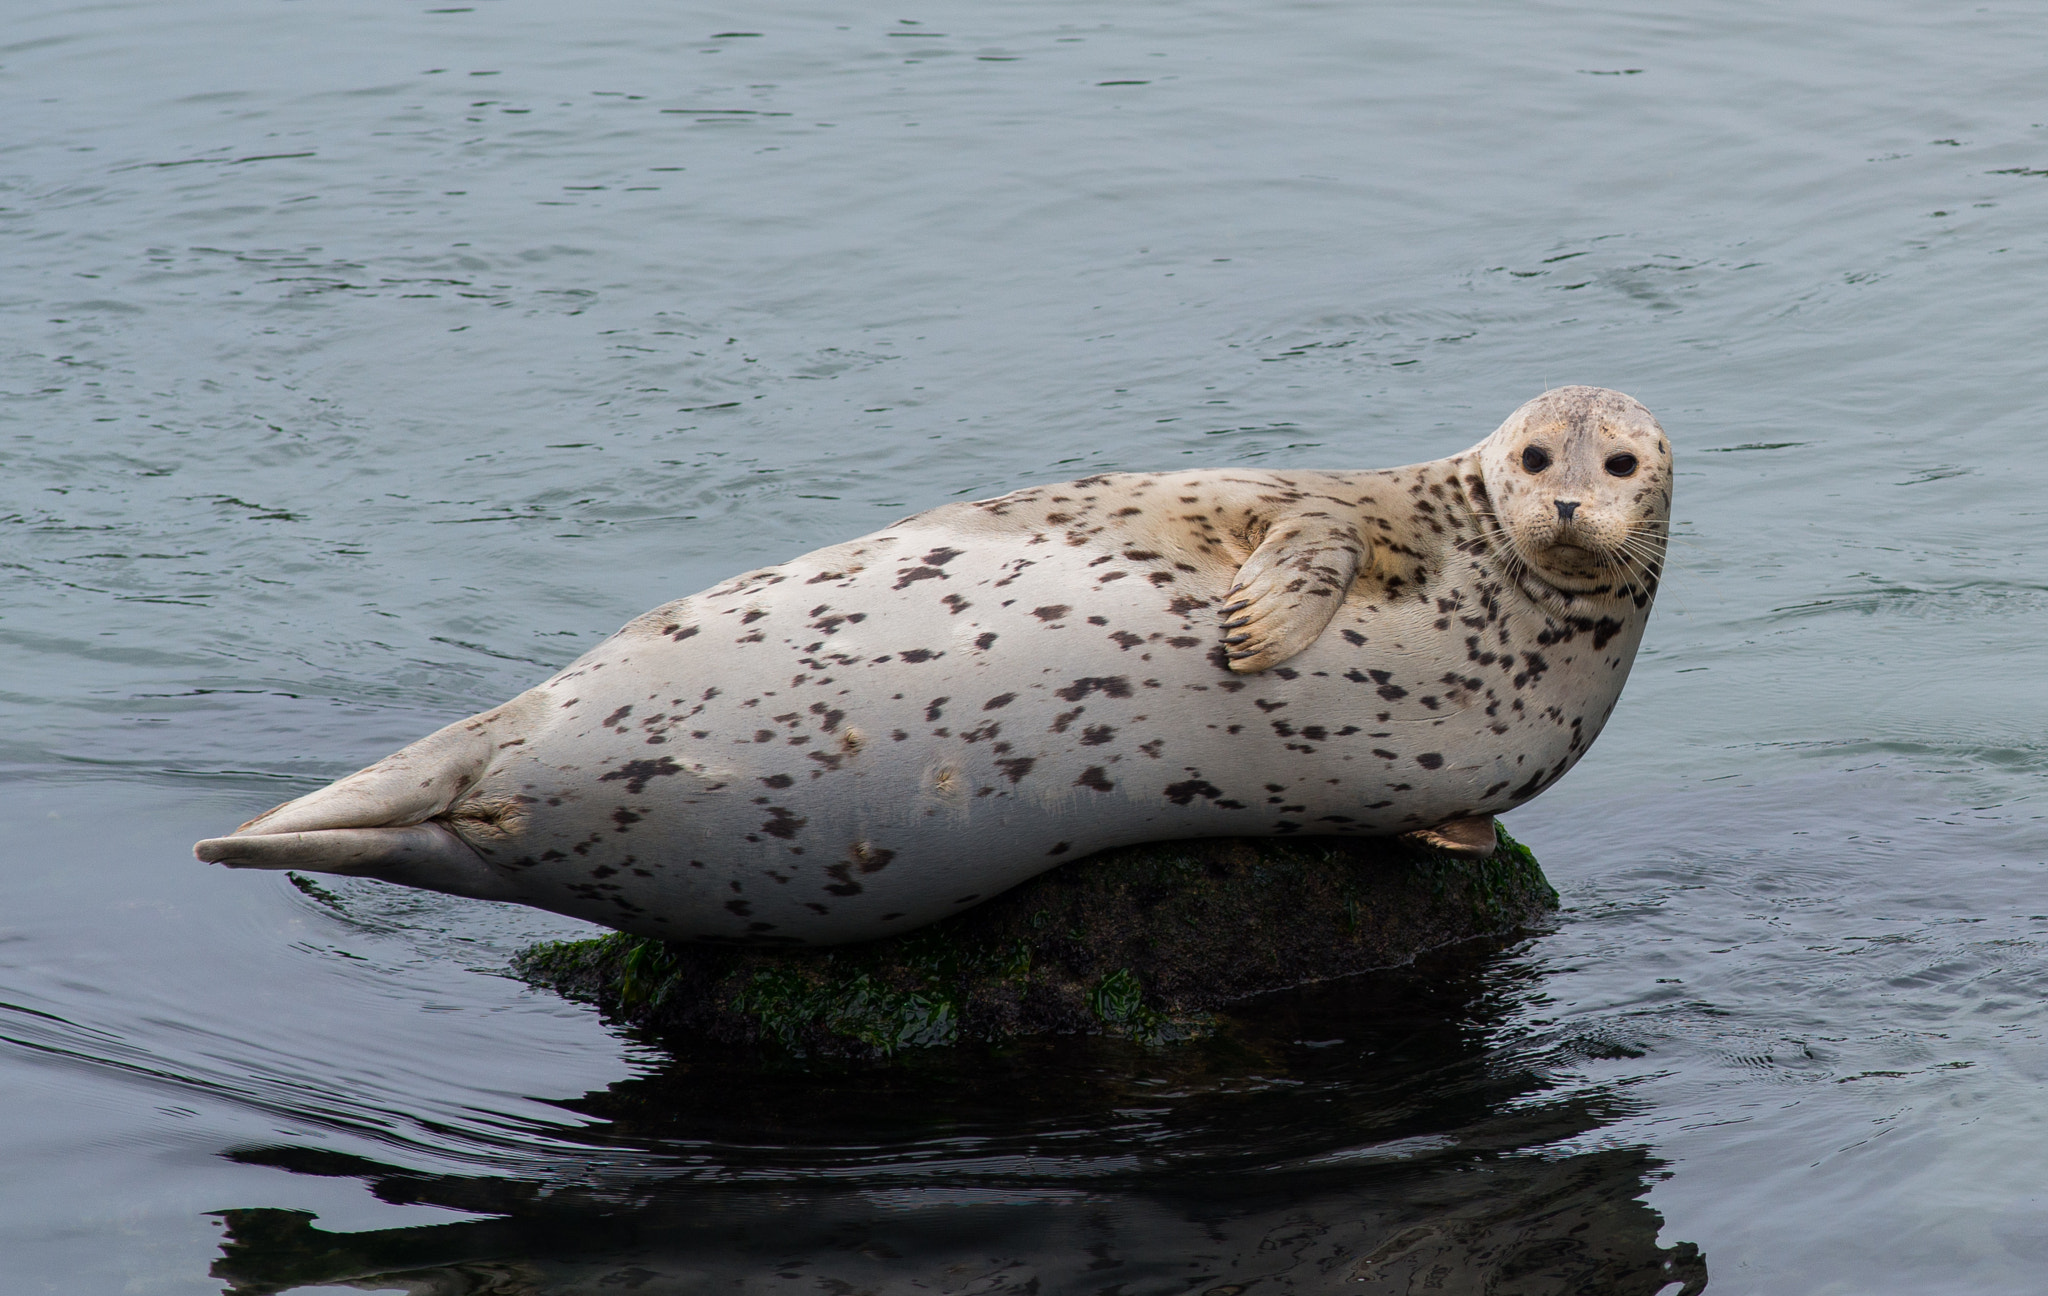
[212, 1149, 1700, 1295]
[209, 948, 1706, 1295]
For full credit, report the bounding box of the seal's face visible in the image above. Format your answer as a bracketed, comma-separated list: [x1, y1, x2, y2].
[1477, 385, 1673, 597]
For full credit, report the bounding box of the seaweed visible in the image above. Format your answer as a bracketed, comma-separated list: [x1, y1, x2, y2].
[514, 825, 1557, 1059]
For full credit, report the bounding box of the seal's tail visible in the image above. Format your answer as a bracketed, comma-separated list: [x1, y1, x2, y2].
[192, 715, 516, 901]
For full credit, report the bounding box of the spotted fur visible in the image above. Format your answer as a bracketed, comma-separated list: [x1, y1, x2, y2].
[196, 387, 1672, 944]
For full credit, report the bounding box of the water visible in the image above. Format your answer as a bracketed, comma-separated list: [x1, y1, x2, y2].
[4, 0, 2046, 1289]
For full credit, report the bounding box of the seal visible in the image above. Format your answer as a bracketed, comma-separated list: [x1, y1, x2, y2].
[195, 386, 1672, 945]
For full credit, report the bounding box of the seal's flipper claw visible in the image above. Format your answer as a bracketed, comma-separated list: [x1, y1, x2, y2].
[1399, 815, 1499, 860]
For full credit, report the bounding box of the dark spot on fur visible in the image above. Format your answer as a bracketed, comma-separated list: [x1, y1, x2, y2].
[1033, 604, 1071, 621]
[994, 756, 1036, 782]
[761, 773, 794, 789]
[852, 844, 896, 873]
[983, 692, 1017, 710]
[1416, 753, 1445, 770]
[1164, 778, 1223, 805]
[1055, 676, 1133, 702]
[599, 757, 684, 795]
[1075, 766, 1114, 792]
[1080, 724, 1116, 746]
[899, 648, 941, 663]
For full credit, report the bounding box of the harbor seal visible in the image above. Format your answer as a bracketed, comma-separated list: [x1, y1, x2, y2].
[195, 386, 1671, 944]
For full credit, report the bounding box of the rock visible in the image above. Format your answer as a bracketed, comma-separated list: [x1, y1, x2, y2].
[513, 826, 1556, 1057]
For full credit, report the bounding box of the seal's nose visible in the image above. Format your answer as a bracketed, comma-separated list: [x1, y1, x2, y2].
[1554, 499, 1579, 521]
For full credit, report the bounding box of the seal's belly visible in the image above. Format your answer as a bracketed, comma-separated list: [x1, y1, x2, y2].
[454, 520, 1632, 943]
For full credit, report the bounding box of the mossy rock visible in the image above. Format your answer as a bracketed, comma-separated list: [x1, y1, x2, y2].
[513, 826, 1556, 1058]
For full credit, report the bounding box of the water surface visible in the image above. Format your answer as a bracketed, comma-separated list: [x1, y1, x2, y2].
[4, 1, 2047, 1291]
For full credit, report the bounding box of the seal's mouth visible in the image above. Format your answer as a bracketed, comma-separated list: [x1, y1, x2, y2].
[1543, 542, 1598, 565]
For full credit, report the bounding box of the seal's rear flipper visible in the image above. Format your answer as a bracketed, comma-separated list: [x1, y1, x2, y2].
[194, 709, 519, 899]
[1400, 815, 1499, 859]
[194, 823, 516, 901]
[230, 718, 497, 838]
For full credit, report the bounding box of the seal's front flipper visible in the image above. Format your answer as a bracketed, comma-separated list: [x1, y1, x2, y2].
[195, 823, 517, 901]
[1400, 815, 1499, 860]
[1219, 518, 1364, 672]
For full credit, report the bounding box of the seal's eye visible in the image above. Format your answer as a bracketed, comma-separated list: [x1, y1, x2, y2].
[1604, 452, 1638, 477]
[1521, 445, 1552, 473]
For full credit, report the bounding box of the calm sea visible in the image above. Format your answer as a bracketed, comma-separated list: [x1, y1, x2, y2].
[4, 1, 2046, 1291]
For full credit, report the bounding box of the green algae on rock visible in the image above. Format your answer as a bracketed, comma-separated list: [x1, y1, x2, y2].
[513, 826, 1557, 1057]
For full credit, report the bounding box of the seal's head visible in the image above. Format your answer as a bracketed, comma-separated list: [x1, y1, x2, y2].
[1476, 385, 1673, 598]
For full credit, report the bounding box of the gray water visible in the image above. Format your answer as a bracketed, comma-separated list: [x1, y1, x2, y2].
[4, 0, 2047, 1290]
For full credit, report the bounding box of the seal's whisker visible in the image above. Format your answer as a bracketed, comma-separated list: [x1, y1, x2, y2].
[1615, 543, 1670, 580]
